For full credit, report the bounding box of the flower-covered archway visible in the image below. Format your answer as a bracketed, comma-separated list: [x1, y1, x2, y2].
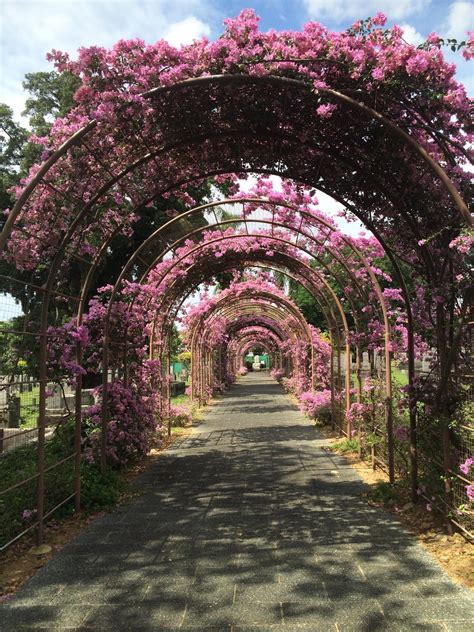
[1, 10, 472, 548]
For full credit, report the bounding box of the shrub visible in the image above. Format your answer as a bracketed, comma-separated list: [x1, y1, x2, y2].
[299, 389, 332, 423]
[82, 378, 162, 467]
[270, 368, 285, 380]
[168, 405, 192, 427]
[0, 420, 135, 546]
[80, 463, 125, 511]
[225, 371, 236, 385]
[332, 438, 359, 453]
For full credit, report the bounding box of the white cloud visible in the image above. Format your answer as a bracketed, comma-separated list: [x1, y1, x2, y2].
[0, 0, 215, 123]
[316, 191, 365, 237]
[446, 1, 473, 39]
[438, 2, 474, 96]
[400, 23, 424, 45]
[302, 0, 432, 23]
[0, 294, 23, 321]
[164, 15, 210, 46]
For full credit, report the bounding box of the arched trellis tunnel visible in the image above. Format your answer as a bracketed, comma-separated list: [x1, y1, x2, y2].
[0, 16, 472, 550]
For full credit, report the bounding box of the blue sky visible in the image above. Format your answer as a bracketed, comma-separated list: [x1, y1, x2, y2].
[1, 0, 473, 124]
[0, 1, 471, 318]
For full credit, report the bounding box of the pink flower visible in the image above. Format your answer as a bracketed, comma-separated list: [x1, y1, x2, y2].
[406, 53, 429, 75]
[371, 67, 385, 81]
[316, 104, 336, 119]
[373, 12, 387, 26]
[462, 31, 474, 60]
[394, 426, 409, 442]
[460, 457, 473, 475]
[21, 509, 38, 521]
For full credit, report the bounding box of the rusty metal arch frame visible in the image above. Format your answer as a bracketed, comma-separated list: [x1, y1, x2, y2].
[193, 313, 300, 399]
[190, 303, 306, 407]
[188, 292, 314, 404]
[229, 328, 282, 368]
[115, 212, 388, 454]
[146, 235, 353, 398]
[1, 139, 456, 544]
[102, 197, 377, 404]
[152, 256, 348, 432]
[147, 251, 347, 426]
[150, 251, 354, 443]
[1, 73, 469, 548]
[132, 216, 389, 428]
[2, 73, 470, 253]
[104, 201, 389, 487]
[192, 306, 304, 400]
[108, 197, 389, 386]
[202, 308, 306, 379]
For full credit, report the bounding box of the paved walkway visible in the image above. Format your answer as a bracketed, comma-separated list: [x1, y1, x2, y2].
[1, 373, 473, 631]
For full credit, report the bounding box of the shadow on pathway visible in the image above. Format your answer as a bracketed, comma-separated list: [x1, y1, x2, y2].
[1, 373, 473, 631]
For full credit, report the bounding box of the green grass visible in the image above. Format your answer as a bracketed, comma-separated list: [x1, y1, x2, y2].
[369, 481, 399, 506]
[171, 393, 191, 406]
[351, 366, 408, 388]
[0, 421, 125, 546]
[330, 438, 359, 453]
[17, 386, 40, 428]
[392, 368, 409, 386]
[171, 426, 189, 435]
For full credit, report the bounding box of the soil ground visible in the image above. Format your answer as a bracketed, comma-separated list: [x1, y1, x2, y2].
[0, 427, 192, 602]
[1, 374, 473, 631]
[322, 427, 474, 591]
[1, 389, 472, 606]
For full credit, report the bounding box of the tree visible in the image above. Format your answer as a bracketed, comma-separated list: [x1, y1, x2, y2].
[0, 104, 28, 214]
[22, 71, 80, 136]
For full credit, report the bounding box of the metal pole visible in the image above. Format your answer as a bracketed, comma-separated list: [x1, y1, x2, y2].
[36, 329, 47, 545]
[74, 341, 83, 513]
[345, 337, 352, 437]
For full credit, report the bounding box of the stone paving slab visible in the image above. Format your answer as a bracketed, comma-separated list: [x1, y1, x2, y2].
[1, 373, 473, 631]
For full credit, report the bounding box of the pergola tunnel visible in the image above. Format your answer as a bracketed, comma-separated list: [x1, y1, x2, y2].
[0, 11, 472, 552]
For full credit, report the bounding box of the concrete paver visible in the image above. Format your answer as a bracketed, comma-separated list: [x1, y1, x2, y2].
[1, 373, 473, 631]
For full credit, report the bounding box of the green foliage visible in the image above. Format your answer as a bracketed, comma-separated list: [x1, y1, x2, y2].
[369, 481, 399, 506]
[365, 432, 383, 447]
[0, 434, 74, 545]
[288, 280, 327, 329]
[177, 350, 191, 365]
[331, 438, 359, 453]
[0, 318, 41, 378]
[0, 103, 28, 212]
[22, 71, 80, 136]
[0, 421, 124, 546]
[169, 325, 183, 362]
[80, 463, 125, 511]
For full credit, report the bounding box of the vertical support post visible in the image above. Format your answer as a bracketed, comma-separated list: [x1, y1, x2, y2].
[74, 341, 83, 513]
[218, 347, 222, 385]
[356, 345, 363, 459]
[168, 336, 172, 437]
[407, 322, 419, 503]
[311, 343, 317, 390]
[36, 328, 47, 545]
[100, 319, 109, 474]
[123, 333, 129, 387]
[385, 345, 395, 484]
[336, 336, 342, 434]
[330, 333, 336, 430]
[345, 337, 352, 438]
